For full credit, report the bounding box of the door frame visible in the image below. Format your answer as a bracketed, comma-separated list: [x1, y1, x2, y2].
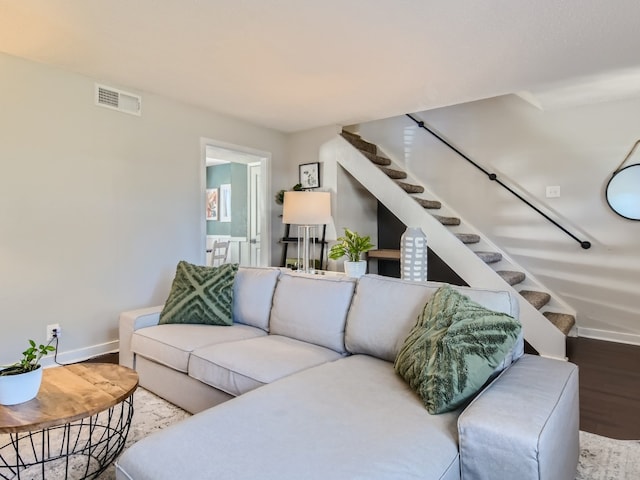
[247, 161, 262, 267]
[200, 137, 271, 267]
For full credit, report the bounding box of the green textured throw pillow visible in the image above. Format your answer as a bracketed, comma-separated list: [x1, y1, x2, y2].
[394, 285, 521, 414]
[159, 261, 238, 326]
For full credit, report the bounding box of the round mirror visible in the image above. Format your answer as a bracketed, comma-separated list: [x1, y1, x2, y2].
[606, 164, 640, 220]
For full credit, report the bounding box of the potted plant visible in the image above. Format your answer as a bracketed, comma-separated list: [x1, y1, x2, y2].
[275, 183, 303, 205]
[0, 339, 55, 405]
[328, 228, 375, 278]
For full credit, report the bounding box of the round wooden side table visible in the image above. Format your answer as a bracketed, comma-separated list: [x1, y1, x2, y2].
[0, 363, 138, 479]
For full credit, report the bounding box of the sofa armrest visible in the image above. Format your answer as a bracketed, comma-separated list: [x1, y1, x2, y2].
[458, 354, 579, 480]
[119, 306, 163, 369]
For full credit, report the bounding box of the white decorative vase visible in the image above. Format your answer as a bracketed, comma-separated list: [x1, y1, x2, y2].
[0, 366, 43, 406]
[401, 227, 428, 282]
[344, 260, 367, 278]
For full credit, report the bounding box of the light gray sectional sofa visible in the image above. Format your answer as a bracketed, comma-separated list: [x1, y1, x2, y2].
[116, 268, 579, 480]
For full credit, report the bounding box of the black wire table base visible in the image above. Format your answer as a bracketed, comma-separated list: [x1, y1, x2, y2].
[0, 395, 134, 480]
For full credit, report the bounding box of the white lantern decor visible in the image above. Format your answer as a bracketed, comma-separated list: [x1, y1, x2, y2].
[400, 227, 428, 282]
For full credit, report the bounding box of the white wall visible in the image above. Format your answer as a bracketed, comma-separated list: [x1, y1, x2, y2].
[0, 53, 286, 364]
[359, 94, 640, 344]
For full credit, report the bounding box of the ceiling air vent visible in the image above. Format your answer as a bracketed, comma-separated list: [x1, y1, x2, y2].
[95, 84, 142, 116]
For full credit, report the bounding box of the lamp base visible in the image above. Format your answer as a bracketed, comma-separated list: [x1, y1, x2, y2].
[296, 225, 317, 274]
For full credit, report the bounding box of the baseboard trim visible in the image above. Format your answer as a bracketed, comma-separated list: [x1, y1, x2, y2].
[42, 340, 119, 368]
[578, 327, 640, 347]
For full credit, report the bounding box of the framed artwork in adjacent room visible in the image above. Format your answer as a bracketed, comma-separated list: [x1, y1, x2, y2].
[206, 188, 218, 220]
[299, 162, 320, 189]
[219, 183, 232, 222]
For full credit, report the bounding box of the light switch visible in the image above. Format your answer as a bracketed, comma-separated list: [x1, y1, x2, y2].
[546, 186, 561, 198]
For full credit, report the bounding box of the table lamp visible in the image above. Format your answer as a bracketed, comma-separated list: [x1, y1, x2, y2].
[283, 191, 332, 273]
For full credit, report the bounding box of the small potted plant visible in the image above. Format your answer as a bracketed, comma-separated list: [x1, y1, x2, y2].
[275, 183, 303, 205]
[328, 228, 375, 278]
[0, 339, 56, 405]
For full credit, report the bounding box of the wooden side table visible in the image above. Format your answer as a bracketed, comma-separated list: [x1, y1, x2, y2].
[0, 363, 138, 479]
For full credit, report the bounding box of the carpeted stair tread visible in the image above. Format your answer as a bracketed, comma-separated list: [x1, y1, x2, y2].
[475, 251, 502, 263]
[397, 181, 424, 193]
[340, 132, 377, 154]
[340, 130, 361, 141]
[520, 290, 551, 310]
[433, 214, 461, 226]
[415, 198, 442, 209]
[360, 149, 392, 166]
[379, 166, 407, 179]
[543, 312, 576, 336]
[455, 233, 480, 244]
[497, 270, 526, 286]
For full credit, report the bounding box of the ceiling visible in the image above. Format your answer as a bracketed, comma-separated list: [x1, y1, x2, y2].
[2, 0, 640, 132]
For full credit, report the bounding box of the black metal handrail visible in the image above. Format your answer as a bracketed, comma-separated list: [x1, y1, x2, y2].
[406, 113, 591, 249]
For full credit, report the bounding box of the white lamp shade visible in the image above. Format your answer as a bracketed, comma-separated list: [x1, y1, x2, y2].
[283, 191, 332, 225]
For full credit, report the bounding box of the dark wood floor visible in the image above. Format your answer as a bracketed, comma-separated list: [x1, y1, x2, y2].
[84, 352, 119, 364]
[90, 338, 639, 439]
[567, 336, 640, 440]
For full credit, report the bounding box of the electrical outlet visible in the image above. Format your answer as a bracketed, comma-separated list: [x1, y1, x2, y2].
[46, 323, 61, 341]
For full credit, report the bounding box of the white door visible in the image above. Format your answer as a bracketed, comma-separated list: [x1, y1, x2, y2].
[248, 162, 261, 267]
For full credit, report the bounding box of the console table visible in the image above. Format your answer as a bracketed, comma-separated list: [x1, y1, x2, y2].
[0, 363, 138, 479]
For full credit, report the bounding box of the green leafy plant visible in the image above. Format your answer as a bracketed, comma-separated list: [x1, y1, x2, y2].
[275, 183, 303, 205]
[0, 339, 56, 376]
[328, 228, 375, 262]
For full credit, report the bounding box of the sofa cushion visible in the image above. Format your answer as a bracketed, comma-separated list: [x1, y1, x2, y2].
[269, 273, 356, 353]
[115, 355, 461, 480]
[232, 267, 281, 331]
[131, 323, 266, 373]
[345, 275, 521, 364]
[395, 285, 521, 414]
[159, 261, 238, 326]
[189, 335, 343, 396]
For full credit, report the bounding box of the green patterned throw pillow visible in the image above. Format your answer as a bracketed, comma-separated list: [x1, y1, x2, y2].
[159, 261, 238, 326]
[394, 285, 521, 414]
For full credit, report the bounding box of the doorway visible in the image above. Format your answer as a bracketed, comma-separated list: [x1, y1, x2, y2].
[202, 140, 270, 267]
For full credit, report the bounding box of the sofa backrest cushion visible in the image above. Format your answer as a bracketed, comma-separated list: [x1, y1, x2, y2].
[269, 273, 356, 354]
[232, 267, 281, 331]
[345, 275, 521, 364]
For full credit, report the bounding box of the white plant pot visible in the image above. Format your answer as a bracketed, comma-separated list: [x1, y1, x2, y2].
[0, 366, 43, 406]
[344, 260, 367, 278]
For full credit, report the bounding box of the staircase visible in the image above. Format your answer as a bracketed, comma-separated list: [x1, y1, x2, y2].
[321, 130, 576, 359]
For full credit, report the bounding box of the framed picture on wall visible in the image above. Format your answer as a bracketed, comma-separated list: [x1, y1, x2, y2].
[299, 162, 320, 189]
[206, 188, 218, 220]
[219, 184, 232, 222]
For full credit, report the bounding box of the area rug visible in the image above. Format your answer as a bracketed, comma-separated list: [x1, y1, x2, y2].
[95, 387, 191, 479]
[576, 431, 640, 479]
[3, 388, 638, 479]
